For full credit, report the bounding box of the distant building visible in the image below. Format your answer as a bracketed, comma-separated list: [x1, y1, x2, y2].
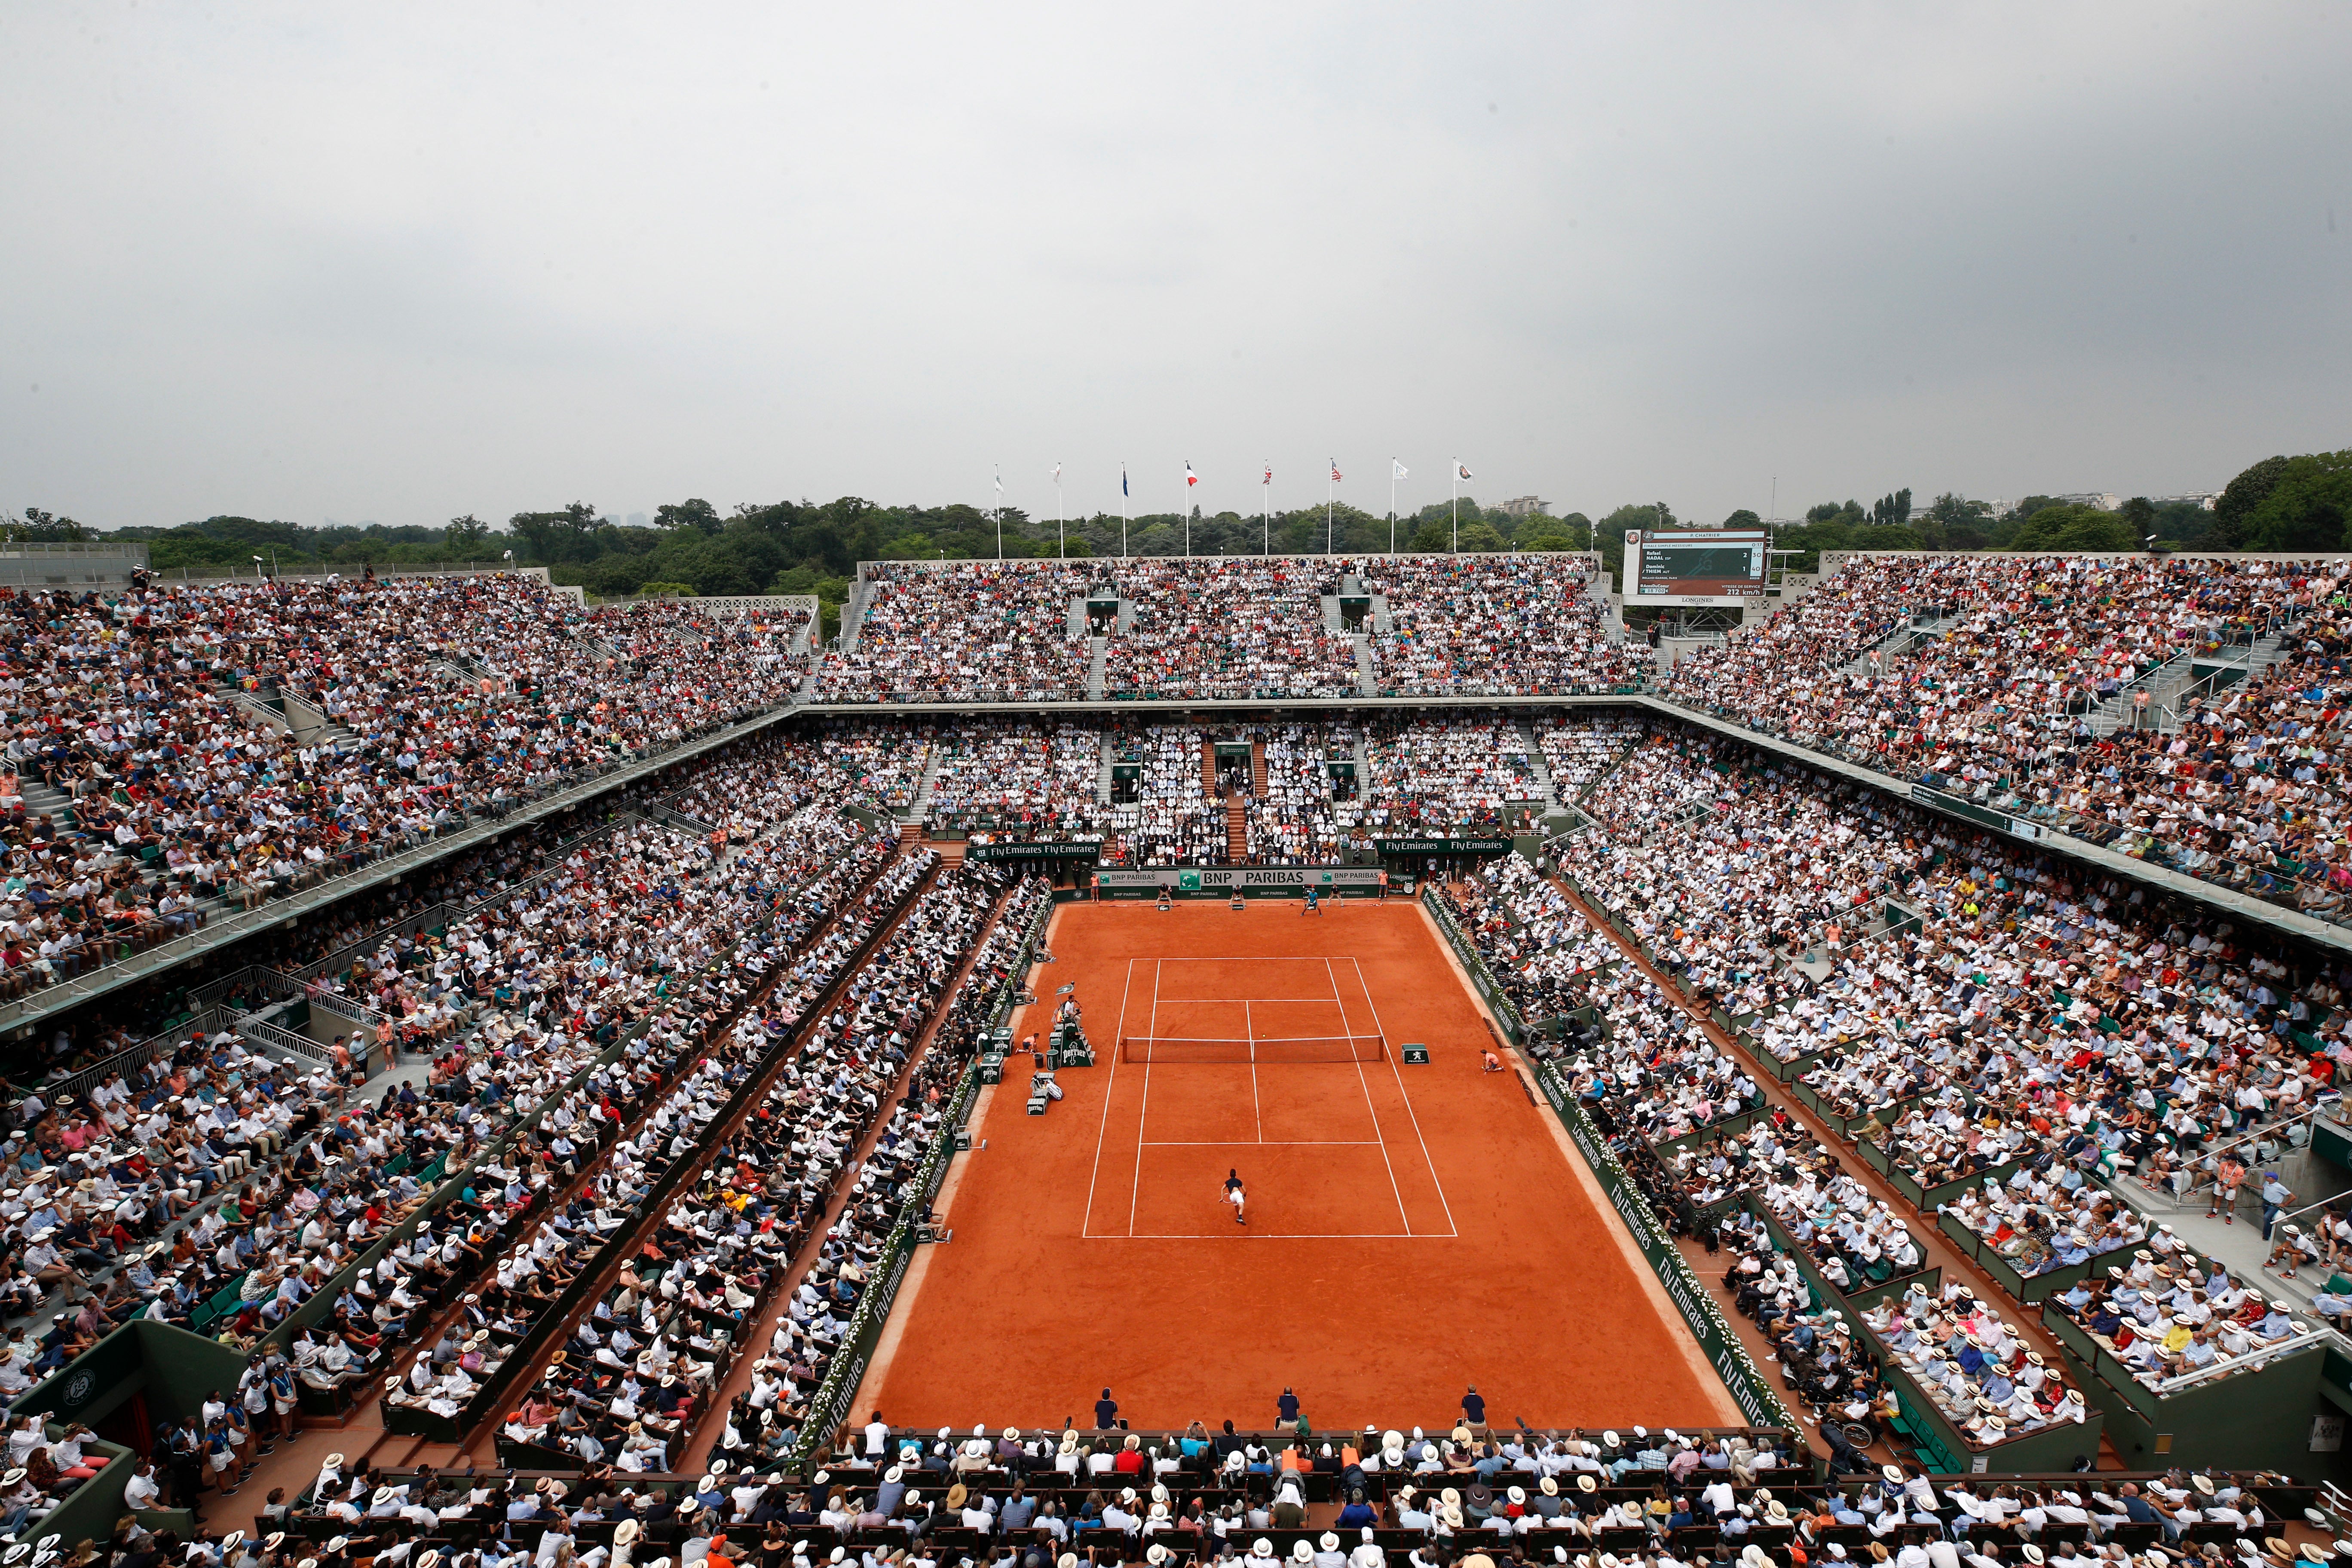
[1496, 496, 1550, 519]
[2054, 493, 2123, 513]
[627, 511, 649, 528]
[2151, 493, 2222, 511]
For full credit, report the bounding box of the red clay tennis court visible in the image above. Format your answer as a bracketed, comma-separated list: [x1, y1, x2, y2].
[860, 899, 1737, 1433]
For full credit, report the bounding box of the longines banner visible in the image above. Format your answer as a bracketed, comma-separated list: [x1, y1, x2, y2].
[1093, 866, 1383, 898]
[1374, 837, 1513, 855]
[966, 840, 1103, 862]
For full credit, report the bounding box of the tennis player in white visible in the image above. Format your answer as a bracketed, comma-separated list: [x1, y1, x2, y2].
[1222, 1169, 1247, 1226]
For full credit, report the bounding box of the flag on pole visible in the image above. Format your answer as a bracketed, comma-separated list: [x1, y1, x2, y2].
[1393, 459, 1409, 481]
[1121, 466, 1128, 497]
[995, 469, 1004, 496]
[1185, 463, 1199, 488]
[1331, 461, 1343, 483]
[1052, 463, 1061, 484]
[1262, 464, 1271, 486]
[1456, 462, 1473, 481]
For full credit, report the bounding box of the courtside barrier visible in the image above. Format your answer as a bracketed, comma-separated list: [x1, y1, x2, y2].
[1529, 1062, 1794, 1429]
[1421, 885, 1526, 1043]
[1426, 874, 1788, 1426]
[788, 886, 1047, 1464]
[787, 1058, 980, 1465]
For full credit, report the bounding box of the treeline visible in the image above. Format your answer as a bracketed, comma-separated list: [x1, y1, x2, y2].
[12, 448, 2343, 631]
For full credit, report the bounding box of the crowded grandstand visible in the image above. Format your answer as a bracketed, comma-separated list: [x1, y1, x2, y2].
[5, 543, 2352, 1568]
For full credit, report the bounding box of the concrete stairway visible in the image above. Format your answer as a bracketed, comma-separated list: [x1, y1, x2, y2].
[1516, 720, 1562, 809]
[15, 776, 78, 845]
[1844, 613, 1946, 678]
[1087, 638, 1107, 700]
[1225, 797, 1247, 863]
[1354, 637, 1377, 696]
[909, 745, 945, 825]
[1097, 734, 1115, 805]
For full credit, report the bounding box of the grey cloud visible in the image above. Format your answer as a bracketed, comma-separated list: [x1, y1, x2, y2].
[1, 0, 2346, 530]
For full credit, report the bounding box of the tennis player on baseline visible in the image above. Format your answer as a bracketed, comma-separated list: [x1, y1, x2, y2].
[1222, 1168, 1247, 1226]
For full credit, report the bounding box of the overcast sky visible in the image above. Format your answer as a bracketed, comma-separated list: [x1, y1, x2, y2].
[3, 3, 2347, 534]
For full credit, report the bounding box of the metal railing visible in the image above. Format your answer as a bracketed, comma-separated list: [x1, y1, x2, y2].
[2149, 1323, 2328, 1395]
[284, 903, 461, 986]
[2120, 1102, 2326, 1207]
[8, 1009, 225, 1116]
[233, 1014, 333, 1065]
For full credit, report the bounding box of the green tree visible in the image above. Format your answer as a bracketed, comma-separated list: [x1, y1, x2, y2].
[510, 502, 606, 564]
[445, 513, 490, 554]
[1592, 503, 1662, 585]
[2008, 506, 2137, 552]
[2211, 455, 2290, 549]
[1849, 524, 1924, 550]
[1721, 508, 1761, 529]
[1869, 489, 1914, 527]
[2118, 496, 2157, 545]
[1457, 520, 1508, 551]
[1410, 519, 1452, 551]
[1918, 493, 1993, 551]
[1518, 511, 1591, 551]
[12, 507, 85, 541]
[654, 498, 723, 534]
[2243, 450, 2352, 552]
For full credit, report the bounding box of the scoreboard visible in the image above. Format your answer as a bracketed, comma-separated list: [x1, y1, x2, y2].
[1626, 528, 1769, 605]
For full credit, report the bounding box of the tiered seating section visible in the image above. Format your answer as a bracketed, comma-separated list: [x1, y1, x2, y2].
[1662, 554, 2352, 921]
[817, 562, 1091, 702]
[260, 1428, 2323, 1568]
[1361, 715, 1546, 835]
[1105, 560, 1360, 700]
[1441, 718, 2343, 1464]
[1359, 553, 1646, 695]
[0, 574, 815, 1007]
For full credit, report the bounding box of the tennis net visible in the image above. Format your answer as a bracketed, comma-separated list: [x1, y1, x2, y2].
[1118, 1035, 1386, 1064]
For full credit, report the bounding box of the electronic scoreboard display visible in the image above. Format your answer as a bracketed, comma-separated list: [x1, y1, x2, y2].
[1627, 528, 1769, 603]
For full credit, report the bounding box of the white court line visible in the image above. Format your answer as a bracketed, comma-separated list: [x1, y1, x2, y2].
[1124, 1033, 1382, 1043]
[1129, 959, 1161, 1237]
[1152, 996, 1345, 1003]
[1245, 1001, 1262, 1142]
[1328, 956, 1412, 1236]
[1351, 956, 1460, 1238]
[1111, 1232, 1429, 1241]
[1140, 1139, 1386, 1146]
[1149, 956, 1339, 962]
[1079, 958, 1139, 1241]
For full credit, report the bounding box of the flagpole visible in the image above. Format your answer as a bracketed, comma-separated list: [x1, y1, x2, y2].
[1057, 465, 1065, 559]
[1183, 467, 1190, 557]
[1390, 461, 1397, 554]
[1326, 461, 1335, 555]
[1262, 462, 1270, 556]
[1451, 459, 1459, 552]
[995, 465, 1004, 560]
